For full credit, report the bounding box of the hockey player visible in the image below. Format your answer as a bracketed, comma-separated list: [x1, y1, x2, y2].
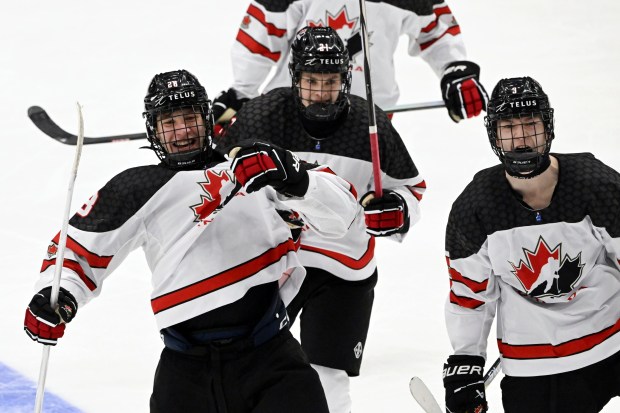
[23, 70, 361, 413]
[442, 77, 620, 413]
[211, 0, 488, 128]
[218, 26, 425, 413]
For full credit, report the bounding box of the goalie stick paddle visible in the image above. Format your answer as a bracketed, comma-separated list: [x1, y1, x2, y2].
[28, 106, 146, 145]
[28, 101, 445, 145]
[409, 357, 502, 413]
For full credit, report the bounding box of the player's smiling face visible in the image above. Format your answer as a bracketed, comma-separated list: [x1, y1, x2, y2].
[298, 72, 342, 106]
[155, 108, 206, 154]
[496, 115, 547, 153]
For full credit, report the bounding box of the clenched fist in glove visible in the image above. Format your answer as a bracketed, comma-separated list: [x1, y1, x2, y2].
[24, 286, 78, 345]
[443, 355, 488, 413]
[440, 61, 488, 123]
[360, 190, 409, 236]
[230, 142, 310, 197]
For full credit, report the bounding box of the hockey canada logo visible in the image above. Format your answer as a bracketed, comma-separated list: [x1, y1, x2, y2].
[307, 6, 365, 65]
[190, 170, 234, 223]
[509, 237, 584, 299]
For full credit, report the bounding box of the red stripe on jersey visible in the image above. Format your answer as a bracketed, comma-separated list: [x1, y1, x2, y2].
[41, 258, 97, 291]
[300, 237, 375, 270]
[236, 29, 281, 62]
[246, 4, 286, 37]
[407, 181, 426, 202]
[51, 233, 113, 269]
[421, 6, 453, 33]
[447, 258, 488, 293]
[450, 291, 484, 309]
[498, 318, 620, 359]
[151, 239, 297, 314]
[420, 25, 461, 51]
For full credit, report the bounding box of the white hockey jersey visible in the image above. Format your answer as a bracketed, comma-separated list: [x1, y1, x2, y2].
[445, 153, 620, 377]
[37, 158, 358, 330]
[231, 0, 467, 108]
[221, 88, 425, 281]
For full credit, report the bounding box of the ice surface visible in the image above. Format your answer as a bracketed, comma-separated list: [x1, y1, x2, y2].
[2, 1, 619, 412]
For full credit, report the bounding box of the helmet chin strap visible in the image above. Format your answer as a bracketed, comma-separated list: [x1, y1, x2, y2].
[503, 149, 551, 179]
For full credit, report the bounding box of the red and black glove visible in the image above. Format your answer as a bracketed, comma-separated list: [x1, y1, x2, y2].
[361, 190, 409, 236]
[24, 286, 78, 345]
[443, 355, 488, 413]
[440, 61, 488, 123]
[230, 142, 309, 197]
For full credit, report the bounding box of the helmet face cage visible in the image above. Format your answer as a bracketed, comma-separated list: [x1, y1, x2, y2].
[143, 70, 213, 169]
[289, 26, 352, 122]
[484, 77, 555, 178]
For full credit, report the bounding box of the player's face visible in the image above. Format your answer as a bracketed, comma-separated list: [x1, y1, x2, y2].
[298, 72, 342, 106]
[155, 107, 206, 154]
[496, 115, 547, 153]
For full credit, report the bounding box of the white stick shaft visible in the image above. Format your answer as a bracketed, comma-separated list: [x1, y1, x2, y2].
[34, 103, 85, 413]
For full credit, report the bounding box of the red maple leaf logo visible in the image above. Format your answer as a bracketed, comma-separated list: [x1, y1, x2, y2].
[307, 6, 358, 32]
[509, 237, 560, 292]
[190, 170, 233, 222]
[47, 242, 58, 259]
[327, 7, 357, 31]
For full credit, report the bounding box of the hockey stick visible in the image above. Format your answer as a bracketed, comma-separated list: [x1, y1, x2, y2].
[28, 101, 444, 146]
[34, 103, 85, 413]
[358, 0, 383, 195]
[28, 105, 146, 145]
[409, 357, 502, 413]
[387, 100, 445, 114]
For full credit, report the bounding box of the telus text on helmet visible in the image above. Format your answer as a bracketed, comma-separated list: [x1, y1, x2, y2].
[497, 99, 537, 112]
[153, 91, 196, 107]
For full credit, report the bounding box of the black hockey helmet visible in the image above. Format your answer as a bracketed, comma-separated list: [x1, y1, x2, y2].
[484, 77, 555, 178]
[143, 70, 213, 169]
[289, 26, 352, 122]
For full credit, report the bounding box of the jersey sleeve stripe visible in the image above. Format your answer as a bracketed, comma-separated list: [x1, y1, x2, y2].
[51, 233, 113, 269]
[299, 237, 375, 269]
[236, 29, 282, 62]
[247, 4, 286, 37]
[151, 239, 297, 314]
[498, 317, 620, 359]
[420, 25, 461, 51]
[41, 258, 97, 291]
[447, 260, 488, 293]
[449, 291, 484, 309]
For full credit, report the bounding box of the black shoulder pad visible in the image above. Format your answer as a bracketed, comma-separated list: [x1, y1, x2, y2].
[255, 0, 297, 12]
[69, 165, 177, 232]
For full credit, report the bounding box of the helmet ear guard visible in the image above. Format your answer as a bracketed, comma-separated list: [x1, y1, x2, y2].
[484, 77, 555, 178]
[143, 70, 213, 169]
[289, 26, 352, 122]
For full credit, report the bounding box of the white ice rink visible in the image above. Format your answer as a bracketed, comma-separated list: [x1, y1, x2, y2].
[2, 1, 620, 411]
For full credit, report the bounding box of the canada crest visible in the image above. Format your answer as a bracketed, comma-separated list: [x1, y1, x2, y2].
[509, 236, 585, 299]
[307, 6, 366, 65]
[190, 169, 234, 223]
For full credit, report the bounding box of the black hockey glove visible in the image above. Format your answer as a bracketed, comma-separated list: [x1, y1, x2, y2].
[24, 286, 78, 346]
[360, 190, 409, 237]
[212, 88, 249, 124]
[440, 61, 488, 123]
[230, 142, 310, 197]
[443, 355, 488, 413]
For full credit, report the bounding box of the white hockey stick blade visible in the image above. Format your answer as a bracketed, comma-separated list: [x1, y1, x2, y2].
[409, 377, 442, 413]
